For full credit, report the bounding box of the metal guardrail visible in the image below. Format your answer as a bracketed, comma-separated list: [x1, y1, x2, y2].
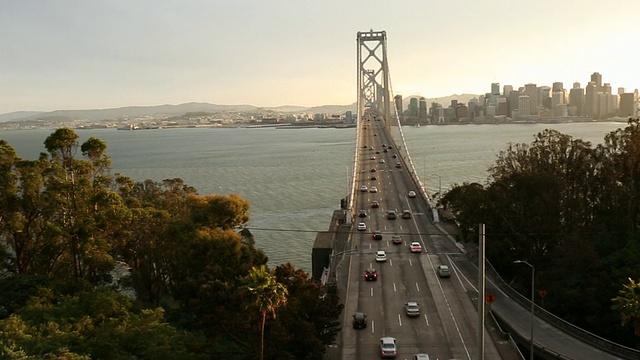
[382, 118, 640, 359]
[486, 261, 640, 359]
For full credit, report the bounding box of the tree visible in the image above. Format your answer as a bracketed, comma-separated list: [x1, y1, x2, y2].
[612, 278, 640, 336]
[243, 265, 288, 360]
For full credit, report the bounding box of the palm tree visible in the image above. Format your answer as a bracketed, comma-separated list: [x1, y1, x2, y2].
[243, 264, 288, 360]
[612, 277, 640, 336]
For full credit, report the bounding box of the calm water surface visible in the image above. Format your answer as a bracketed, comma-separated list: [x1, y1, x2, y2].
[0, 122, 625, 270]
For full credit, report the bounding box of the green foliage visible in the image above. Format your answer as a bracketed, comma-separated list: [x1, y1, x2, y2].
[443, 118, 640, 345]
[0, 128, 338, 359]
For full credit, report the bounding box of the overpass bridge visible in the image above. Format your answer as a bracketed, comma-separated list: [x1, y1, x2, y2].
[312, 30, 640, 360]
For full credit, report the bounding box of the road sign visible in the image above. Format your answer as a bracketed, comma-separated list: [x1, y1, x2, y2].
[539, 289, 548, 298]
[485, 292, 496, 304]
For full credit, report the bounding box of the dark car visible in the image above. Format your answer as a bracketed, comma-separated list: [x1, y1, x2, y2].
[352, 312, 367, 329]
[371, 175, 377, 180]
[388, 145, 393, 149]
[364, 268, 378, 281]
[386, 210, 397, 220]
[371, 200, 380, 208]
[372, 231, 382, 240]
[358, 209, 368, 218]
[370, 168, 377, 172]
[392, 154, 397, 158]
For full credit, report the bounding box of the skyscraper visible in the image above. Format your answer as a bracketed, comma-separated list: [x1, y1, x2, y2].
[518, 95, 531, 117]
[591, 72, 602, 88]
[552, 82, 564, 92]
[394, 95, 403, 118]
[569, 87, 585, 116]
[491, 83, 500, 96]
[503, 85, 513, 97]
[524, 84, 538, 116]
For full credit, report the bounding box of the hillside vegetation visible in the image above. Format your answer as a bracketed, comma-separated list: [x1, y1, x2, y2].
[0, 128, 342, 359]
[442, 118, 640, 348]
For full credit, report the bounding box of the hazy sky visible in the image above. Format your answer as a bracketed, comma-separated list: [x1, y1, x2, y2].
[2, 0, 639, 114]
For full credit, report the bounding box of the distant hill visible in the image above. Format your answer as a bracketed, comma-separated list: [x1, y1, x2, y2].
[0, 111, 45, 122]
[0, 95, 481, 123]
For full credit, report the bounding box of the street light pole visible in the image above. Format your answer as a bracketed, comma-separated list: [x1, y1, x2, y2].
[514, 260, 535, 360]
[430, 173, 442, 200]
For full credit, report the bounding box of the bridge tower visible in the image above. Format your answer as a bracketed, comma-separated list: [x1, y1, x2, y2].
[356, 30, 391, 123]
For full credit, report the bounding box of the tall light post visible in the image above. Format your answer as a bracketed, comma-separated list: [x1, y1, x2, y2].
[514, 260, 535, 360]
[430, 173, 442, 200]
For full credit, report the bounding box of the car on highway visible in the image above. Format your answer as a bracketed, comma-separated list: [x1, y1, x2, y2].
[362, 145, 368, 148]
[352, 312, 367, 329]
[413, 355, 430, 360]
[379, 337, 397, 358]
[371, 175, 377, 180]
[370, 186, 378, 193]
[376, 151, 381, 154]
[388, 145, 393, 149]
[405, 301, 420, 317]
[395, 162, 402, 168]
[372, 231, 382, 240]
[402, 210, 412, 219]
[383, 148, 388, 153]
[374, 133, 377, 136]
[392, 154, 397, 158]
[364, 268, 378, 281]
[408, 190, 417, 198]
[380, 159, 385, 163]
[375, 250, 387, 262]
[386, 210, 397, 220]
[370, 168, 377, 172]
[436, 265, 450, 278]
[357, 222, 366, 231]
[371, 200, 380, 208]
[410, 242, 422, 253]
[391, 235, 402, 244]
[360, 185, 368, 192]
[358, 210, 368, 218]
[370, 156, 376, 160]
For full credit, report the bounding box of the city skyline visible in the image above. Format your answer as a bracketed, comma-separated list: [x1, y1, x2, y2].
[2, 1, 639, 115]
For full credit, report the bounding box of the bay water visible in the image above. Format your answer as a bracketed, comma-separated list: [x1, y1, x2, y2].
[0, 122, 625, 271]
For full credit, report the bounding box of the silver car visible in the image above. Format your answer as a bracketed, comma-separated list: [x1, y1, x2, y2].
[405, 301, 420, 317]
[379, 337, 397, 358]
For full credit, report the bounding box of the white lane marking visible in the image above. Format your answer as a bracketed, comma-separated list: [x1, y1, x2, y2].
[416, 283, 420, 292]
[370, 288, 373, 297]
[389, 259, 393, 266]
[393, 283, 397, 292]
[409, 259, 413, 266]
[371, 320, 375, 333]
[424, 314, 430, 326]
[398, 314, 403, 327]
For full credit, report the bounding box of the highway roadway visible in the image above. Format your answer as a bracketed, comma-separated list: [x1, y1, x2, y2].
[339, 111, 504, 360]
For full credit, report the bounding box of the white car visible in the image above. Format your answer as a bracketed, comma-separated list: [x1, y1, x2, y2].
[357, 222, 366, 231]
[436, 265, 450, 278]
[408, 190, 417, 198]
[370, 186, 378, 193]
[410, 242, 422, 253]
[360, 185, 368, 192]
[375, 250, 387, 262]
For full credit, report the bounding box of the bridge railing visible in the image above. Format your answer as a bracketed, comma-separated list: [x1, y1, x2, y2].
[486, 259, 640, 359]
[381, 111, 640, 359]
